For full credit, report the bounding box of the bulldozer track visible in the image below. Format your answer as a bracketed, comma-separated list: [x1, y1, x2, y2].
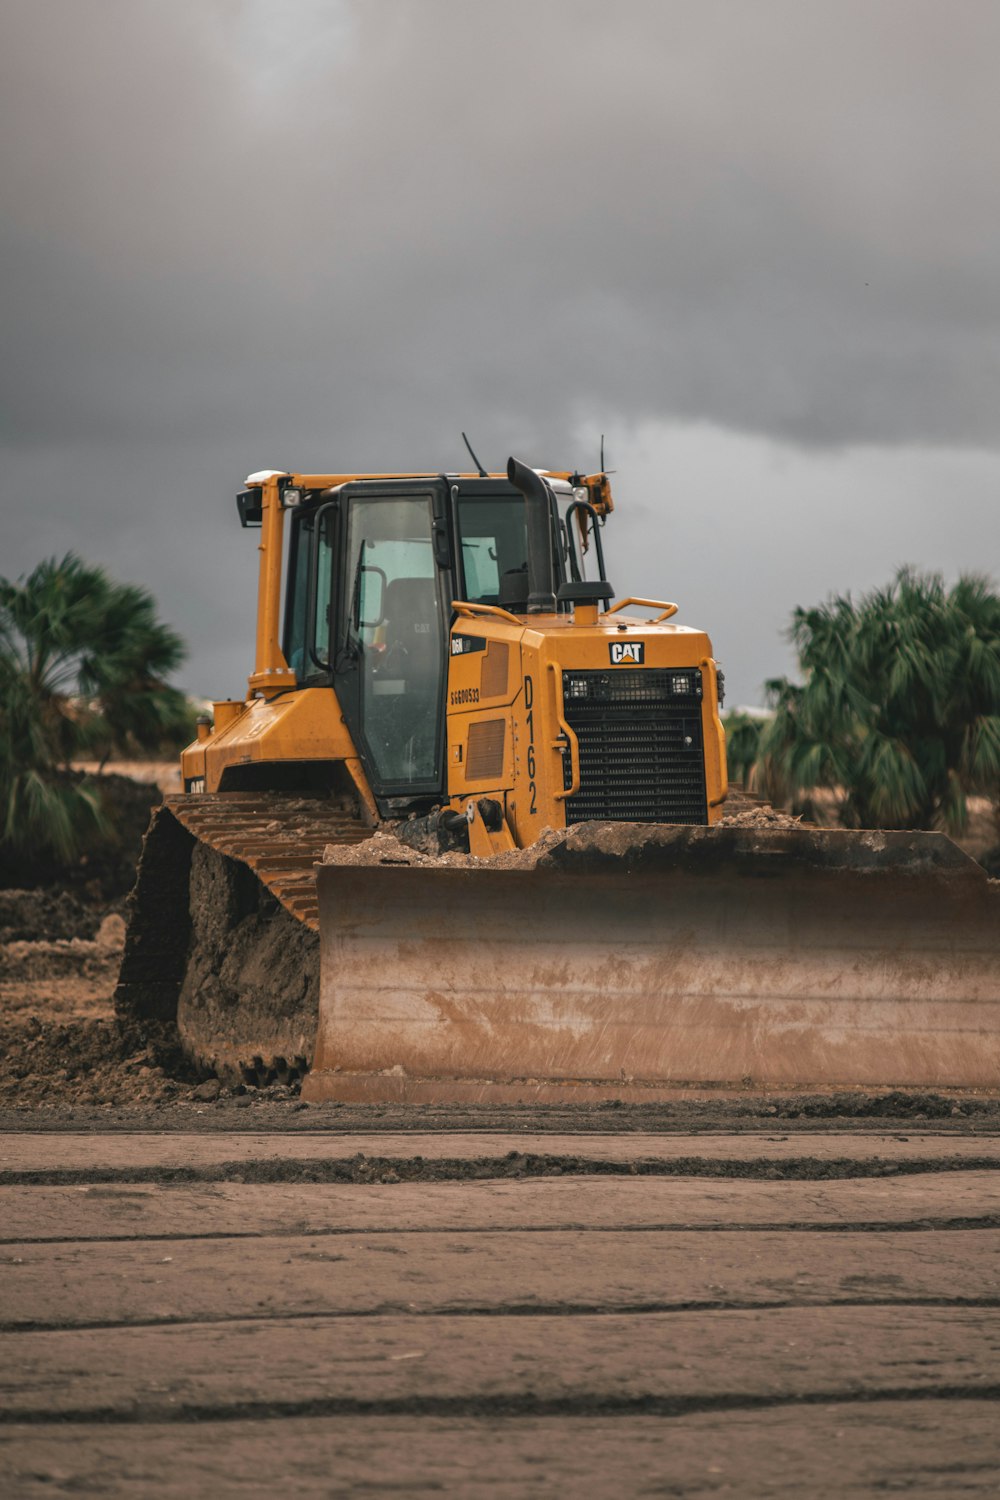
[164, 792, 372, 930]
[115, 791, 375, 1079]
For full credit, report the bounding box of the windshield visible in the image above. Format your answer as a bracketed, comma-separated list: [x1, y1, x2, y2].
[455, 489, 601, 607]
[455, 496, 529, 606]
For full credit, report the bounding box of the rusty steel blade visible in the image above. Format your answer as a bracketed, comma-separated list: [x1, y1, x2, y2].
[306, 825, 1000, 1102]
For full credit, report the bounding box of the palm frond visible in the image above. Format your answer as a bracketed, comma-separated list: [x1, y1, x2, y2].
[744, 567, 999, 830]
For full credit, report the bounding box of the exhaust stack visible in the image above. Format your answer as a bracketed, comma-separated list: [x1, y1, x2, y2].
[507, 456, 556, 614]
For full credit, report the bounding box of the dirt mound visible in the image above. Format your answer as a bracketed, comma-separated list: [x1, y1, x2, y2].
[718, 805, 805, 829]
[323, 826, 568, 871]
[2, 938, 120, 988]
[0, 1013, 181, 1110]
[0, 888, 104, 944]
[0, 909, 183, 1108]
[322, 814, 808, 871]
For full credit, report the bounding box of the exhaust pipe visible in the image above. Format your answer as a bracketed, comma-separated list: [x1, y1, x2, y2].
[507, 456, 556, 614]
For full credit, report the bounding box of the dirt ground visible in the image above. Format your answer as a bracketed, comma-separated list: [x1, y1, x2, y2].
[3, 1129, 1000, 1496]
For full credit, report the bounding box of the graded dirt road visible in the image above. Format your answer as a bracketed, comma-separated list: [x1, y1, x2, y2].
[2, 1126, 999, 1497]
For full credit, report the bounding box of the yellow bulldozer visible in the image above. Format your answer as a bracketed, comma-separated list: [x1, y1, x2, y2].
[116, 457, 1000, 1100]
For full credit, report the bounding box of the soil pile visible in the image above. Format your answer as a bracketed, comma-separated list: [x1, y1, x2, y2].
[0, 909, 182, 1108]
[323, 825, 568, 871]
[0, 887, 106, 944]
[322, 810, 809, 872]
[0, 770, 179, 1109]
[718, 805, 805, 829]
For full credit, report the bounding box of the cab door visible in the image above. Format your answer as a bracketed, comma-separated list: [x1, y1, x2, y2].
[333, 484, 451, 803]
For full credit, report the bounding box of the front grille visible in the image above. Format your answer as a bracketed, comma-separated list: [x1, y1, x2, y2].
[562, 669, 708, 824]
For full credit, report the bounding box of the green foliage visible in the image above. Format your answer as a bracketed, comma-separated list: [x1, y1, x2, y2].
[0, 554, 188, 859]
[757, 567, 1000, 833]
[723, 711, 765, 788]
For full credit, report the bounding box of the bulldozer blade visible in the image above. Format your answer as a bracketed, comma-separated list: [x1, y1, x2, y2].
[303, 824, 1000, 1103]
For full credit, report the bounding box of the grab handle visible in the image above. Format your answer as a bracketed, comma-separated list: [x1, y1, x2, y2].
[548, 661, 580, 800]
[451, 600, 523, 626]
[604, 596, 678, 623]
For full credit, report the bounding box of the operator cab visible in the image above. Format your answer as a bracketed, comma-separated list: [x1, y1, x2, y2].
[273, 473, 610, 811]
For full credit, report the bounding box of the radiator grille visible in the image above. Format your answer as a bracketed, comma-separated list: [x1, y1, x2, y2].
[466, 719, 506, 781]
[562, 669, 708, 824]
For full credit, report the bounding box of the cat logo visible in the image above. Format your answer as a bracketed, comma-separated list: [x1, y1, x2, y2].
[609, 641, 645, 665]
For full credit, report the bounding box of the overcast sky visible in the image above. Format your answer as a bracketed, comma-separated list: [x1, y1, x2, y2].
[2, 0, 997, 704]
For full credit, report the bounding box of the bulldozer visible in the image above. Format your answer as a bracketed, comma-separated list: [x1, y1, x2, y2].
[116, 457, 1000, 1100]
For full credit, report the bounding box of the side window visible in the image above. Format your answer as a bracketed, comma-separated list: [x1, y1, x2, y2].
[283, 507, 337, 681]
[312, 509, 335, 669]
[284, 514, 312, 680]
[461, 537, 500, 601]
[455, 498, 529, 605]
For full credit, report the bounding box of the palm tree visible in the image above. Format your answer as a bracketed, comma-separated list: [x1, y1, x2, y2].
[757, 567, 1000, 833]
[0, 554, 187, 859]
[723, 711, 765, 788]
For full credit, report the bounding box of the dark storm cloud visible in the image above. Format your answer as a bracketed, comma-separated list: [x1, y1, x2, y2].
[5, 0, 999, 455]
[1, 0, 998, 697]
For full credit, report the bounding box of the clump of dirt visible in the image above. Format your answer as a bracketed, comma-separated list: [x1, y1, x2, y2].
[718, 806, 806, 829]
[322, 826, 569, 871]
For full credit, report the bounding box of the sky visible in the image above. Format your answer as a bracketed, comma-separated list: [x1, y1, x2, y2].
[2, 0, 997, 705]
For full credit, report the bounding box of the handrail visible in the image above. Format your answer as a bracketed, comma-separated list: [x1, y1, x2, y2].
[604, 596, 678, 623]
[548, 662, 580, 800]
[451, 600, 524, 626]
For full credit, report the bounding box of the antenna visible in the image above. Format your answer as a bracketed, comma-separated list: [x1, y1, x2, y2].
[462, 432, 489, 478]
[600, 433, 606, 473]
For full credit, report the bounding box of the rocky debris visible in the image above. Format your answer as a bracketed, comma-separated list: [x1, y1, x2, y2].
[323, 813, 812, 871]
[190, 1078, 222, 1103]
[322, 825, 569, 871]
[94, 913, 126, 952]
[0, 889, 182, 1109]
[0, 1014, 181, 1109]
[719, 806, 806, 829]
[321, 817, 820, 871]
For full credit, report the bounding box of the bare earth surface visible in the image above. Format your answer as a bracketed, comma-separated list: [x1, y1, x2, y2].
[2, 931, 999, 1494]
[1, 1127, 999, 1497]
[2, 782, 1000, 1495]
